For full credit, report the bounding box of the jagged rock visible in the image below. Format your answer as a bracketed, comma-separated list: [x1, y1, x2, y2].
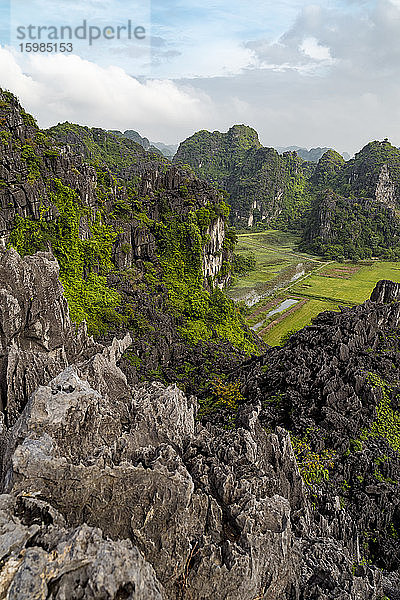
[0, 248, 102, 425]
[370, 279, 400, 303]
[0, 360, 383, 599]
[0, 235, 388, 600]
[237, 286, 400, 594]
[0, 494, 164, 600]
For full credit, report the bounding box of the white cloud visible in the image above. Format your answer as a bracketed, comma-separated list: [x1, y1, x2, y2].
[2, 0, 400, 156]
[300, 36, 332, 61]
[0, 46, 215, 142]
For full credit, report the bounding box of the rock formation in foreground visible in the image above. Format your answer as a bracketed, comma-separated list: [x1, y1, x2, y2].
[0, 89, 399, 599]
[0, 247, 395, 599]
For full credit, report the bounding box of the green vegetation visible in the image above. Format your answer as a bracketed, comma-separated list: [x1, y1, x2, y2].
[47, 122, 168, 177]
[173, 125, 261, 186]
[263, 259, 400, 345]
[292, 261, 400, 303]
[227, 230, 317, 303]
[360, 374, 400, 454]
[198, 379, 244, 428]
[9, 179, 122, 334]
[302, 140, 400, 259]
[311, 149, 345, 188]
[265, 299, 339, 346]
[173, 126, 313, 230]
[291, 434, 336, 486]
[2, 97, 258, 356]
[229, 230, 400, 347]
[232, 252, 256, 275]
[21, 143, 42, 181]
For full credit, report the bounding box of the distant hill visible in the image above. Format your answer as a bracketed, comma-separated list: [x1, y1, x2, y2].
[276, 145, 351, 162]
[174, 126, 400, 259]
[151, 141, 179, 158]
[301, 140, 400, 259]
[173, 125, 315, 230]
[109, 129, 178, 158]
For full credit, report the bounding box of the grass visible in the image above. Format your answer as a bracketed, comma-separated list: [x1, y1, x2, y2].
[292, 261, 400, 304]
[229, 231, 400, 347]
[227, 230, 320, 303]
[263, 299, 339, 346]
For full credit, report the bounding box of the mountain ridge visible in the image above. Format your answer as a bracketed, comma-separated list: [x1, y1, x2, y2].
[0, 89, 399, 599]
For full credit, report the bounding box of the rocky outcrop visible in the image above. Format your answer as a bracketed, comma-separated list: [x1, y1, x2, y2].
[0, 244, 386, 599]
[0, 364, 382, 600]
[375, 164, 397, 209]
[0, 248, 103, 425]
[2, 89, 400, 600]
[173, 126, 311, 229]
[0, 90, 260, 396]
[301, 189, 400, 259]
[202, 216, 227, 286]
[0, 495, 164, 600]
[236, 282, 400, 595]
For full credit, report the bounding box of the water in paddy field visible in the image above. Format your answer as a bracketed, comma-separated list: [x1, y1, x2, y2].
[266, 298, 299, 317]
[228, 261, 313, 307]
[251, 298, 299, 331]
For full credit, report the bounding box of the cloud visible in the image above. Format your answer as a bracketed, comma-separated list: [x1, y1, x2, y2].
[2, 0, 400, 156]
[300, 37, 332, 61]
[0, 46, 215, 142]
[178, 0, 400, 154]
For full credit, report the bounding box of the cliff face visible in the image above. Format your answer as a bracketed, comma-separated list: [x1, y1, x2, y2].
[0, 248, 393, 600]
[302, 141, 400, 258]
[173, 126, 313, 229]
[0, 90, 261, 394]
[277, 145, 350, 162]
[311, 149, 345, 188]
[234, 279, 400, 598]
[336, 140, 400, 204]
[301, 189, 400, 259]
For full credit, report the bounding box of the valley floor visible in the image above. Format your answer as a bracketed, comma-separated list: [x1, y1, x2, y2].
[228, 230, 400, 346]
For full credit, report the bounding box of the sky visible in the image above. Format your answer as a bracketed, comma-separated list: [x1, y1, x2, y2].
[0, 0, 397, 154]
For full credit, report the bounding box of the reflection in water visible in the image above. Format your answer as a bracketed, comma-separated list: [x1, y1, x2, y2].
[290, 270, 305, 282]
[251, 298, 299, 331]
[266, 298, 299, 318]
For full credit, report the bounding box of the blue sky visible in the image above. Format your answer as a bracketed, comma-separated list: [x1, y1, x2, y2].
[0, 0, 375, 76]
[1, 0, 399, 155]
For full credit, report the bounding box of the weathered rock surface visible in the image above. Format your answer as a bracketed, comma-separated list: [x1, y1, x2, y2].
[0, 91, 398, 599]
[236, 280, 400, 597]
[0, 494, 164, 600]
[173, 125, 312, 229]
[0, 248, 103, 425]
[0, 247, 386, 598]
